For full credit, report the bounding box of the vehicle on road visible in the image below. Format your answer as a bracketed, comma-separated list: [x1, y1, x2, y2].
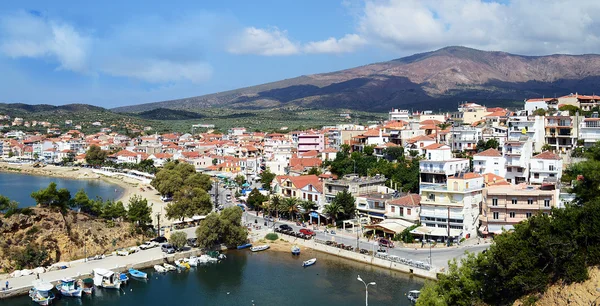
[187, 238, 199, 247]
[127, 246, 140, 254]
[378, 238, 394, 248]
[151, 236, 168, 243]
[279, 224, 293, 231]
[161, 244, 175, 254]
[299, 229, 316, 236]
[116, 248, 129, 256]
[139, 241, 158, 250]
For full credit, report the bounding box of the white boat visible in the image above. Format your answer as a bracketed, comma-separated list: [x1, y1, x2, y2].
[198, 255, 210, 264]
[218, 253, 227, 260]
[291, 245, 301, 255]
[185, 256, 199, 267]
[29, 281, 55, 305]
[154, 265, 166, 273]
[302, 258, 317, 267]
[407, 290, 420, 302]
[92, 268, 121, 289]
[55, 278, 82, 297]
[163, 263, 176, 271]
[250, 245, 270, 252]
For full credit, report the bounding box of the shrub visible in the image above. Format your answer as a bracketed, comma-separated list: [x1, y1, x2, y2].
[265, 233, 279, 241]
[26, 226, 39, 236]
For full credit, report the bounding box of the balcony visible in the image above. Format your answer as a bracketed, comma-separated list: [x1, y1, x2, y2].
[420, 168, 447, 174]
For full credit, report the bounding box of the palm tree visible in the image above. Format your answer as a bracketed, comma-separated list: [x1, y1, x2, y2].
[270, 195, 282, 218]
[283, 197, 299, 221]
[260, 200, 271, 217]
[299, 200, 317, 221]
[323, 201, 344, 226]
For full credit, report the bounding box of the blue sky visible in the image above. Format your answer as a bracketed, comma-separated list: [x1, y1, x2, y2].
[1, 0, 600, 108]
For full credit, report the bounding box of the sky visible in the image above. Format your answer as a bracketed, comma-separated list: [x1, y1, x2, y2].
[1, 0, 600, 108]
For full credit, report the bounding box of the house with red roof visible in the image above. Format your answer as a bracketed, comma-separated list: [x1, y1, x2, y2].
[473, 148, 506, 177]
[272, 175, 323, 208]
[386, 193, 421, 223]
[529, 151, 562, 185]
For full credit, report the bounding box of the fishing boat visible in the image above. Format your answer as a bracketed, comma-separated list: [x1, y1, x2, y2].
[79, 278, 94, 295]
[186, 256, 199, 267]
[29, 281, 55, 305]
[291, 245, 301, 255]
[175, 259, 190, 269]
[163, 263, 176, 271]
[237, 243, 252, 249]
[92, 268, 121, 289]
[154, 265, 166, 273]
[119, 272, 129, 284]
[250, 245, 270, 252]
[55, 278, 82, 297]
[128, 268, 148, 280]
[302, 258, 317, 267]
[407, 290, 420, 303]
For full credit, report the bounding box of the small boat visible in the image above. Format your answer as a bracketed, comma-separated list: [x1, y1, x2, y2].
[154, 265, 166, 273]
[175, 259, 190, 269]
[55, 278, 82, 297]
[186, 256, 199, 267]
[118, 273, 129, 284]
[407, 290, 420, 303]
[93, 268, 121, 289]
[291, 245, 301, 255]
[237, 243, 252, 249]
[163, 263, 176, 271]
[302, 258, 317, 267]
[128, 268, 147, 280]
[218, 253, 227, 260]
[79, 278, 94, 295]
[29, 281, 55, 305]
[251, 245, 270, 252]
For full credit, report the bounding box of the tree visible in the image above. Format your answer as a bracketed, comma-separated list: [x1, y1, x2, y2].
[282, 197, 299, 221]
[151, 161, 212, 197]
[234, 174, 246, 186]
[30, 182, 71, 211]
[165, 187, 213, 220]
[270, 195, 282, 218]
[384, 146, 404, 162]
[298, 200, 316, 221]
[476, 138, 500, 152]
[246, 188, 266, 210]
[195, 207, 248, 248]
[307, 167, 322, 176]
[196, 213, 221, 248]
[184, 173, 213, 191]
[85, 145, 107, 166]
[332, 190, 356, 221]
[127, 195, 152, 227]
[0, 195, 18, 213]
[532, 108, 547, 116]
[324, 201, 344, 226]
[363, 145, 375, 156]
[170, 231, 187, 251]
[260, 168, 276, 190]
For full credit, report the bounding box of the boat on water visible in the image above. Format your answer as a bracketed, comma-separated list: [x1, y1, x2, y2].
[218, 253, 227, 260]
[79, 278, 94, 295]
[29, 281, 55, 305]
[55, 278, 82, 297]
[93, 268, 121, 289]
[302, 258, 317, 267]
[154, 265, 167, 273]
[119, 272, 129, 284]
[237, 243, 252, 249]
[128, 268, 148, 280]
[163, 263, 177, 271]
[251, 245, 270, 252]
[186, 256, 199, 267]
[175, 259, 190, 269]
[291, 245, 301, 255]
[407, 290, 420, 303]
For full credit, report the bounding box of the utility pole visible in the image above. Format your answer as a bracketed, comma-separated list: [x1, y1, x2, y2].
[156, 211, 161, 237]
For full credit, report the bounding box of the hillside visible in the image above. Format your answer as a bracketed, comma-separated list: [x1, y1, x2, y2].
[113, 46, 600, 113]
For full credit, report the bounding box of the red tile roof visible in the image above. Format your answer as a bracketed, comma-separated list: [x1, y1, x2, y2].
[474, 148, 502, 157]
[388, 194, 420, 207]
[532, 151, 561, 160]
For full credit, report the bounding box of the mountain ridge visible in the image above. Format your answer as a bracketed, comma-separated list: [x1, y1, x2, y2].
[113, 46, 600, 113]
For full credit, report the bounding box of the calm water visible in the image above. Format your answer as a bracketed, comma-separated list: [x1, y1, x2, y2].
[2, 249, 425, 306]
[0, 172, 125, 207]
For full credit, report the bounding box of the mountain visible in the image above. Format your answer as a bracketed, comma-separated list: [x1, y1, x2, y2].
[133, 108, 203, 120]
[113, 46, 600, 113]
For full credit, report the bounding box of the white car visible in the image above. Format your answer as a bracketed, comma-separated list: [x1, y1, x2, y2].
[116, 249, 129, 256]
[139, 241, 158, 250]
[128, 246, 140, 254]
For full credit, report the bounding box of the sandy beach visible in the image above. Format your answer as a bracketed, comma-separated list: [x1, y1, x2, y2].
[0, 162, 167, 225]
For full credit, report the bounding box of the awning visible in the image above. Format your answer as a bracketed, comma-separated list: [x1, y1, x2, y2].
[488, 224, 514, 234]
[410, 226, 462, 237]
[192, 215, 206, 221]
[364, 219, 415, 234]
[183, 218, 194, 222]
[478, 225, 488, 234]
[172, 220, 184, 224]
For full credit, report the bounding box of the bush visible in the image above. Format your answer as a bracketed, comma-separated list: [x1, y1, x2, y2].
[26, 226, 39, 236]
[265, 233, 279, 241]
[9, 243, 49, 270]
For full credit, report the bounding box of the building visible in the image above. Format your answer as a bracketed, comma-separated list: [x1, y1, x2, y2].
[524, 97, 558, 114]
[450, 126, 482, 152]
[297, 132, 325, 153]
[419, 144, 470, 186]
[507, 115, 545, 152]
[579, 117, 600, 147]
[323, 174, 387, 205]
[385, 193, 421, 223]
[355, 188, 397, 223]
[456, 103, 490, 124]
[529, 151, 563, 185]
[480, 184, 559, 237]
[473, 148, 506, 177]
[389, 109, 410, 121]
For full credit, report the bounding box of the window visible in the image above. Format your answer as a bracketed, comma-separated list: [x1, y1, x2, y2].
[544, 199, 550, 207]
[492, 198, 498, 206]
[511, 198, 517, 205]
[526, 212, 532, 218]
[493, 212, 499, 219]
[391, 206, 395, 213]
[549, 173, 555, 177]
[407, 208, 412, 215]
[527, 199, 533, 205]
[507, 167, 512, 172]
[517, 168, 523, 172]
[534, 173, 539, 179]
[315, 195, 318, 202]
[466, 182, 469, 189]
[509, 212, 516, 218]
[428, 153, 431, 159]
[549, 165, 555, 171]
[428, 194, 435, 201]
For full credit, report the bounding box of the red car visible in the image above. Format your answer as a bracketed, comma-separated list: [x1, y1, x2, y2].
[378, 238, 394, 248]
[299, 229, 316, 236]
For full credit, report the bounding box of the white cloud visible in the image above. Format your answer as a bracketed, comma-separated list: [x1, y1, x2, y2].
[227, 27, 300, 56]
[101, 58, 212, 84]
[304, 34, 366, 54]
[0, 11, 91, 72]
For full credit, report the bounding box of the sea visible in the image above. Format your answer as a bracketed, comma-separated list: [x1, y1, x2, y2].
[2, 248, 425, 306]
[0, 172, 125, 207]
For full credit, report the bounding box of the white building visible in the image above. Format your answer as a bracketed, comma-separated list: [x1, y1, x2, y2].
[506, 115, 545, 152]
[473, 148, 506, 177]
[450, 126, 482, 152]
[389, 109, 410, 121]
[503, 139, 533, 185]
[419, 144, 470, 186]
[579, 117, 600, 147]
[529, 151, 563, 184]
[385, 193, 421, 223]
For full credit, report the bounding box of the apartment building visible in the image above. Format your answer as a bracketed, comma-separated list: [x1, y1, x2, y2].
[473, 148, 506, 177]
[480, 184, 559, 237]
[323, 174, 387, 205]
[507, 115, 545, 152]
[545, 115, 578, 153]
[503, 140, 533, 185]
[385, 193, 421, 223]
[297, 132, 325, 153]
[419, 144, 470, 186]
[455, 103, 490, 124]
[355, 188, 397, 223]
[529, 151, 563, 184]
[579, 117, 600, 147]
[389, 109, 410, 121]
[450, 126, 482, 152]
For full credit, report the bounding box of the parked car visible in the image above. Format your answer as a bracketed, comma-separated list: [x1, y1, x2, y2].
[128, 246, 140, 254]
[279, 224, 293, 231]
[187, 238, 199, 247]
[161, 243, 175, 254]
[378, 238, 394, 248]
[299, 229, 316, 236]
[116, 248, 129, 256]
[152, 236, 168, 243]
[139, 241, 158, 250]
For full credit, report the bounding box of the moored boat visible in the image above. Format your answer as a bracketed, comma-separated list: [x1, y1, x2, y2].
[93, 268, 121, 289]
[55, 278, 82, 297]
[128, 268, 148, 279]
[302, 258, 317, 267]
[186, 256, 199, 267]
[79, 278, 94, 295]
[119, 272, 129, 284]
[291, 245, 300, 255]
[175, 259, 190, 269]
[407, 290, 420, 303]
[29, 281, 55, 305]
[237, 243, 252, 249]
[163, 263, 176, 271]
[250, 245, 270, 252]
[154, 265, 166, 273]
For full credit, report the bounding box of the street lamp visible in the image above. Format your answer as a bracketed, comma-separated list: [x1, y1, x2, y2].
[357, 275, 376, 306]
